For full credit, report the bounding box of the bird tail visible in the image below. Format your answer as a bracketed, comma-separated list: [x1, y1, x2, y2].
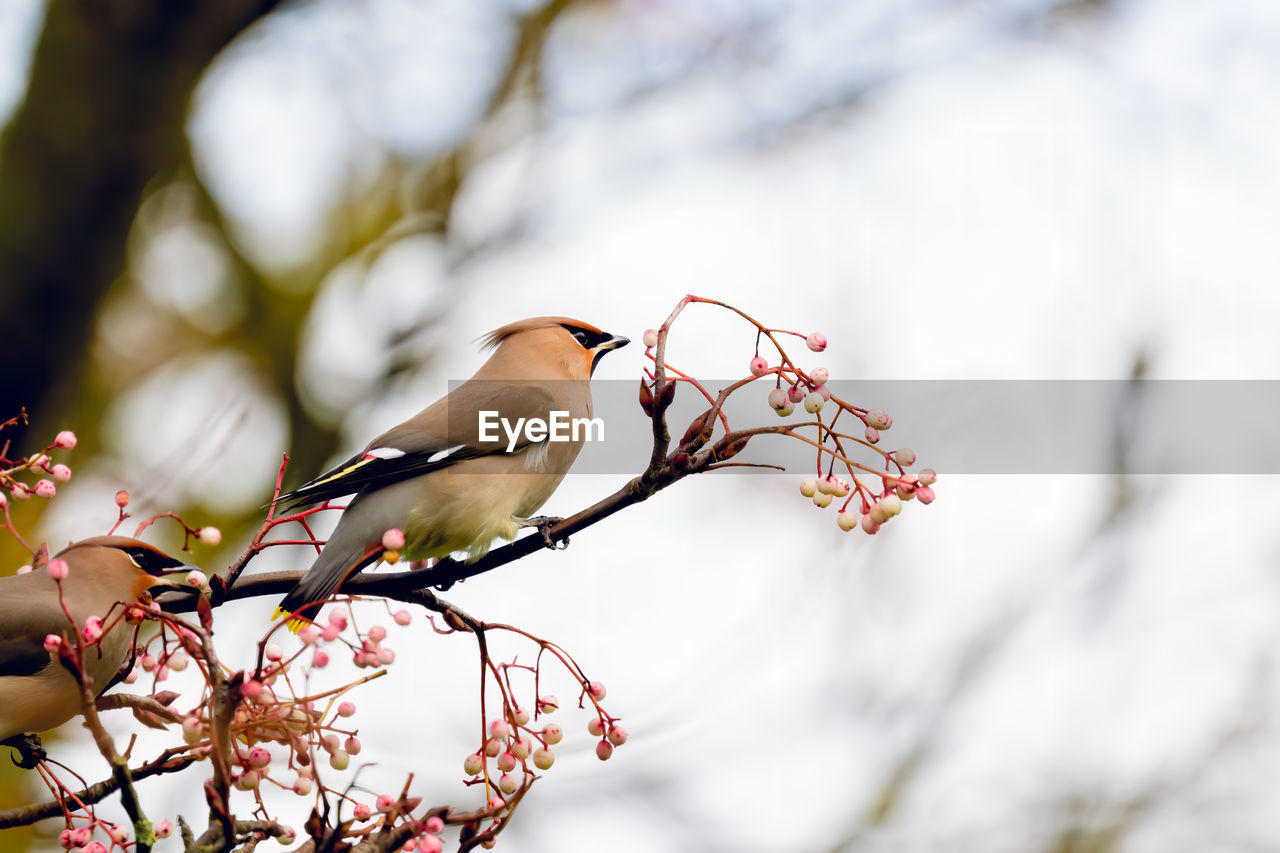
[274, 546, 381, 634]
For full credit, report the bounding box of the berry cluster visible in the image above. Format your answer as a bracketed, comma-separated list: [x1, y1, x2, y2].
[0, 423, 76, 511]
[641, 296, 938, 538]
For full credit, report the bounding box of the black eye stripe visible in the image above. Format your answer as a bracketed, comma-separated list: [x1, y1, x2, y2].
[118, 546, 184, 574]
[560, 325, 611, 349]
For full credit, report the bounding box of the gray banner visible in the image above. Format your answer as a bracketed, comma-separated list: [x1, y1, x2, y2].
[442, 380, 1280, 475]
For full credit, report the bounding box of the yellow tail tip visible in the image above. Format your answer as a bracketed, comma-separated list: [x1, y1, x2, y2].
[272, 607, 311, 634]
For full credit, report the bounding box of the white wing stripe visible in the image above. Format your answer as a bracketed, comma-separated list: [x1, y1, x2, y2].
[427, 444, 466, 464]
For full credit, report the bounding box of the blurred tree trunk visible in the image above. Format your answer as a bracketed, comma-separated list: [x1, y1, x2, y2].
[0, 0, 283, 451]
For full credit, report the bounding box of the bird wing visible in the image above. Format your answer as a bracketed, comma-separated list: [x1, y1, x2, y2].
[0, 590, 65, 678]
[275, 383, 562, 510]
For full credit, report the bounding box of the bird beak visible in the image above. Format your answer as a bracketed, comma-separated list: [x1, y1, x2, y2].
[148, 564, 204, 590]
[598, 334, 629, 351]
[589, 334, 629, 375]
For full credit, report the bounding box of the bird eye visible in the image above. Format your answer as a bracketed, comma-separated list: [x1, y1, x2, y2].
[572, 331, 589, 346]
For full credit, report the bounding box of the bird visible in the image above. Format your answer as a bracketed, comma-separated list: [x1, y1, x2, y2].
[273, 316, 629, 628]
[0, 536, 192, 748]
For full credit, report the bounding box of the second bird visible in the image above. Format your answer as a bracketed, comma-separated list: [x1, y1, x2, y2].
[274, 316, 629, 626]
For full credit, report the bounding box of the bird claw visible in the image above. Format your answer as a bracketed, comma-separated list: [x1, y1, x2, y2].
[522, 516, 569, 550]
[2, 733, 47, 769]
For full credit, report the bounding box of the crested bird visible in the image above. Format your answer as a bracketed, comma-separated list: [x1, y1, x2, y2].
[0, 536, 191, 744]
[273, 317, 629, 628]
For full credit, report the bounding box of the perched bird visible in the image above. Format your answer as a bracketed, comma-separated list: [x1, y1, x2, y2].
[274, 317, 629, 627]
[0, 536, 191, 744]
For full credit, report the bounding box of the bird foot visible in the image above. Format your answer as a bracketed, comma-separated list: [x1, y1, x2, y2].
[2, 733, 47, 769]
[520, 516, 569, 550]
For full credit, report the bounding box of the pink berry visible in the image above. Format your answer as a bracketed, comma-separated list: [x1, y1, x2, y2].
[513, 707, 530, 725]
[312, 650, 330, 668]
[353, 803, 372, 821]
[368, 625, 387, 642]
[813, 384, 832, 401]
[10, 483, 30, 500]
[47, 558, 68, 580]
[328, 612, 348, 630]
[806, 332, 827, 352]
[393, 610, 412, 626]
[749, 355, 770, 376]
[837, 511, 858, 531]
[185, 569, 208, 589]
[265, 643, 283, 661]
[918, 468, 937, 486]
[54, 430, 77, 448]
[511, 736, 533, 759]
[0, 494, 7, 509]
[248, 747, 271, 767]
[810, 367, 830, 385]
[787, 385, 806, 403]
[803, 392, 824, 413]
[83, 842, 107, 853]
[595, 739, 614, 761]
[484, 738, 503, 757]
[866, 409, 892, 430]
[44, 634, 61, 652]
[71, 827, 92, 846]
[59, 828, 74, 849]
[878, 494, 903, 517]
[293, 777, 313, 795]
[321, 624, 341, 643]
[489, 720, 510, 739]
[497, 751, 517, 772]
[107, 825, 129, 844]
[894, 448, 916, 466]
[865, 426, 880, 443]
[587, 717, 605, 737]
[800, 478, 819, 498]
[329, 749, 350, 770]
[51, 464, 71, 482]
[812, 491, 833, 508]
[542, 724, 563, 745]
[345, 736, 362, 756]
[381, 528, 405, 550]
[775, 399, 795, 417]
[861, 514, 880, 534]
[539, 694, 559, 713]
[376, 647, 396, 665]
[420, 837, 443, 853]
[767, 387, 789, 410]
[198, 526, 222, 546]
[498, 773, 518, 794]
[299, 625, 321, 645]
[155, 820, 172, 839]
[532, 748, 555, 769]
[376, 794, 395, 813]
[916, 485, 936, 504]
[606, 724, 629, 746]
[337, 701, 356, 717]
[587, 681, 607, 700]
[642, 329, 659, 348]
[81, 617, 103, 643]
[426, 816, 444, 834]
[463, 753, 484, 776]
[14, 564, 29, 574]
[114, 490, 129, 507]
